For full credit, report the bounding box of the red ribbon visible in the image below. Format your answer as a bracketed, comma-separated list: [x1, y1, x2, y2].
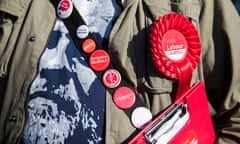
[150, 14, 201, 99]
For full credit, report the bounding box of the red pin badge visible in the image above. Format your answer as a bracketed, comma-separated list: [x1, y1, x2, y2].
[89, 49, 110, 71]
[102, 69, 121, 88]
[113, 86, 136, 109]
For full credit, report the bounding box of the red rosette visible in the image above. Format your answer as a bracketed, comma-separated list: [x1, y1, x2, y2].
[150, 14, 201, 80]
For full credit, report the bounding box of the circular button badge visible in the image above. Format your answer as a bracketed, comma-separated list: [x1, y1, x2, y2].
[131, 107, 152, 129]
[162, 30, 188, 61]
[76, 25, 89, 39]
[102, 69, 121, 88]
[57, 0, 73, 19]
[89, 50, 110, 71]
[82, 38, 96, 53]
[113, 86, 136, 109]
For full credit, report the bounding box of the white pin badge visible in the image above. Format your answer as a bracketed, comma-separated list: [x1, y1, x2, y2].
[76, 25, 89, 39]
[131, 107, 152, 129]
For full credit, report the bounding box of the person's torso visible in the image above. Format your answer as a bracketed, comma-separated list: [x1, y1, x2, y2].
[21, 0, 121, 143]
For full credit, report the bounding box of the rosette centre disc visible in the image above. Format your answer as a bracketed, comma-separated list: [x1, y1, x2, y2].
[150, 14, 201, 80]
[162, 30, 188, 62]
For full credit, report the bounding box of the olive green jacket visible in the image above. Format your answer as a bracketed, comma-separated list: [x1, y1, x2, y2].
[0, 0, 240, 143]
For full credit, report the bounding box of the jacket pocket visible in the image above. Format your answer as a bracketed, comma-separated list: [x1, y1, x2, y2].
[0, 0, 31, 78]
[0, 11, 17, 79]
[140, 77, 174, 115]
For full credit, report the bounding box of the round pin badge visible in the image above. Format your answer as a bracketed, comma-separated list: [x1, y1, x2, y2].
[102, 69, 121, 88]
[162, 30, 187, 61]
[113, 86, 136, 109]
[89, 49, 110, 71]
[57, 0, 73, 19]
[150, 14, 201, 79]
[76, 25, 89, 39]
[82, 38, 96, 53]
[131, 107, 152, 129]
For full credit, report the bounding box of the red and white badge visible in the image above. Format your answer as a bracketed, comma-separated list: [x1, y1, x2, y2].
[150, 14, 201, 80]
[82, 38, 96, 53]
[57, 0, 73, 19]
[162, 30, 187, 62]
[113, 86, 136, 109]
[89, 49, 110, 71]
[102, 69, 121, 88]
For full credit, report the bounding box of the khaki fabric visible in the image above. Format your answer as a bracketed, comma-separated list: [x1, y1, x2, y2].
[0, 0, 56, 143]
[0, 0, 240, 143]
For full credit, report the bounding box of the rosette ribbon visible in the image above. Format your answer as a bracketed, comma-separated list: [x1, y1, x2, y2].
[150, 13, 201, 99]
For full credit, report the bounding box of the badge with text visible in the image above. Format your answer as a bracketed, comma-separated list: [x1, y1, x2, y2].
[76, 25, 89, 39]
[113, 86, 136, 109]
[150, 14, 201, 81]
[82, 38, 96, 53]
[89, 49, 110, 71]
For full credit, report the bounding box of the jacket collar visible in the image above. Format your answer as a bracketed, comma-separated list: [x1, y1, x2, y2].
[0, 0, 32, 17]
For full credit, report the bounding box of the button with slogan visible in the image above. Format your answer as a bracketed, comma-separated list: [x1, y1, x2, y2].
[57, 0, 73, 19]
[82, 38, 96, 53]
[76, 25, 89, 39]
[131, 107, 152, 129]
[103, 69, 121, 88]
[113, 86, 136, 109]
[89, 50, 110, 71]
[162, 30, 188, 62]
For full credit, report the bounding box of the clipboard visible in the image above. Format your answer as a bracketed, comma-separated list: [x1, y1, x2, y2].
[129, 81, 216, 144]
[129, 14, 216, 144]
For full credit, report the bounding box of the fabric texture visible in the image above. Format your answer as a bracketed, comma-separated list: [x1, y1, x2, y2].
[0, 0, 240, 144]
[21, 20, 106, 144]
[21, 0, 121, 143]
